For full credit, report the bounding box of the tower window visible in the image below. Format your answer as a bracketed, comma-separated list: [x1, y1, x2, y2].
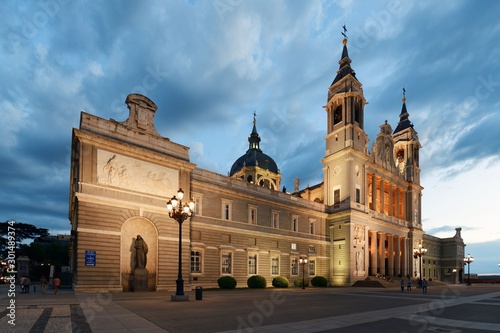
[396, 149, 404, 163]
[334, 189, 340, 205]
[354, 102, 361, 123]
[334, 105, 342, 125]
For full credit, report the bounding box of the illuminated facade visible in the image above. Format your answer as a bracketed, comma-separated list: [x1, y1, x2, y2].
[68, 38, 464, 292]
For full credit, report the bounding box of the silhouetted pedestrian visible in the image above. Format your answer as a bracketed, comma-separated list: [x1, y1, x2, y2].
[53, 276, 61, 294]
[40, 275, 47, 294]
[407, 278, 412, 292]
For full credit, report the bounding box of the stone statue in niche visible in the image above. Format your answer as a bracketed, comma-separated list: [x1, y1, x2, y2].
[134, 235, 148, 269]
[353, 224, 366, 276]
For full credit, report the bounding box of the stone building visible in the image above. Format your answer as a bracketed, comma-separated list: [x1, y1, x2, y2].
[68, 37, 465, 292]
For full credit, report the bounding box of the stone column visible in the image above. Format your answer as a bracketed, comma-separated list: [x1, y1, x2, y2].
[369, 230, 377, 276]
[372, 174, 377, 211]
[378, 232, 385, 275]
[364, 226, 369, 277]
[401, 237, 408, 277]
[379, 179, 385, 214]
[387, 234, 394, 276]
[394, 235, 401, 276]
[395, 187, 400, 219]
[389, 184, 393, 217]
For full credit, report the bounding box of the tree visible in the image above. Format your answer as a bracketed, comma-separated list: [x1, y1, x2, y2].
[0, 220, 49, 257]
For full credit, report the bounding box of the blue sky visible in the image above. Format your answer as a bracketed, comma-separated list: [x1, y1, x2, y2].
[1, 0, 499, 274]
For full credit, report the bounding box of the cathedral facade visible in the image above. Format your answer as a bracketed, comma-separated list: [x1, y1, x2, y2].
[68, 38, 464, 292]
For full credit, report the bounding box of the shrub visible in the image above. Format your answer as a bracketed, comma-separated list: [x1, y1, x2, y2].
[294, 278, 309, 288]
[272, 276, 289, 288]
[247, 275, 267, 288]
[311, 276, 328, 287]
[217, 276, 237, 289]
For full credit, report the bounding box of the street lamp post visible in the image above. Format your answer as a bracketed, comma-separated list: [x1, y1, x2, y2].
[299, 257, 308, 289]
[464, 253, 474, 286]
[167, 188, 195, 301]
[413, 243, 427, 288]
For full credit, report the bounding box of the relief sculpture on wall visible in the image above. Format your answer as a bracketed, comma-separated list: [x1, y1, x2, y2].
[97, 150, 178, 196]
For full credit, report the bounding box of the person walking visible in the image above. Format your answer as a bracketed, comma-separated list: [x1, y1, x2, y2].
[407, 278, 412, 292]
[19, 276, 26, 293]
[40, 275, 47, 294]
[24, 277, 31, 293]
[53, 276, 61, 295]
[400, 279, 405, 292]
[422, 278, 428, 294]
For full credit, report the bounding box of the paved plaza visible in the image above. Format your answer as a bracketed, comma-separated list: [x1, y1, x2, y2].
[1, 282, 500, 332]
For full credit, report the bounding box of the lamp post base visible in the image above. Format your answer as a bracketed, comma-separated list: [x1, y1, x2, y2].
[171, 295, 190, 302]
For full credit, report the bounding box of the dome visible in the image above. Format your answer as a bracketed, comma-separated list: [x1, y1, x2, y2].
[229, 150, 278, 176]
[229, 116, 279, 177]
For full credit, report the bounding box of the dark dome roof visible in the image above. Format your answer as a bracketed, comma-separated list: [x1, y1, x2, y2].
[230, 150, 278, 176]
[229, 117, 279, 176]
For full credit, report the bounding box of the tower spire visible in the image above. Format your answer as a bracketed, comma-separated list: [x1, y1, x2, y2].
[393, 88, 413, 133]
[249, 112, 261, 151]
[331, 25, 357, 86]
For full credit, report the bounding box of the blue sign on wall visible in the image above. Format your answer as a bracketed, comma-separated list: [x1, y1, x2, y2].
[85, 250, 96, 266]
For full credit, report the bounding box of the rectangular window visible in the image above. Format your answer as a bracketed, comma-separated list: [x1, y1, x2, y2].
[291, 258, 298, 275]
[248, 255, 257, 275]
[221, 252, 232, 274]
[309, 259, 316, 276]
[248, 206, 257, 224]
[271, 257, 279, 275]
[271, 211, 279, 228]
[191, 250, 202, 273]
[355, 188, 360, 203]
[309, 219, 315, 235]
[292, 215, 299, 232]
[222, 200, 232, 221]
[291, 243, 297, 250]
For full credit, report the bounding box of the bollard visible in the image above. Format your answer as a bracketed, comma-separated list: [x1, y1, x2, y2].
[195, 286, 202, 300]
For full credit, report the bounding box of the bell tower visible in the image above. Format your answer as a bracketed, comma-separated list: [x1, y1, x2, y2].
[393, 90, 423, 226]
[324, 37, 368, 156]
[322, 31, 369, 207]
[393, 90, 421, 183]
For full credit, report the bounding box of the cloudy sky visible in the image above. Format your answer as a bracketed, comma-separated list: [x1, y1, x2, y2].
[2, 0, 499, 274]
